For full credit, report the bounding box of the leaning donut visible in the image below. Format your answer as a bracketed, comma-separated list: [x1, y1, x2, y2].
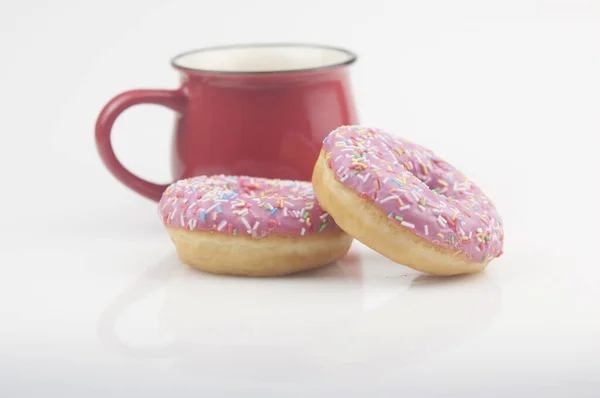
[312, 125, 504, 275]
[158, 175, 353, 277]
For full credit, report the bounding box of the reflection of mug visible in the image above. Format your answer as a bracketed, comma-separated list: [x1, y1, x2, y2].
[95, 43, 359, 201]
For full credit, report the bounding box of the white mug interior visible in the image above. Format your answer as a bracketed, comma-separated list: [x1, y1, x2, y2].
[172, 44, 356, 73]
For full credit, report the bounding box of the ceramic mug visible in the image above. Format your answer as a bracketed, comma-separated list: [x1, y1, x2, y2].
[95, 43, 358, 201]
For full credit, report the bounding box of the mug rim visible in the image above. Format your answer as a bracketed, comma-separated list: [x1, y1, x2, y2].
[170, 43, 358, 75]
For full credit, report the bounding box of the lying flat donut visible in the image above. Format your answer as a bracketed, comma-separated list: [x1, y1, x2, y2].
[159, 175, 353, 277]
[313, 125, 504, 275]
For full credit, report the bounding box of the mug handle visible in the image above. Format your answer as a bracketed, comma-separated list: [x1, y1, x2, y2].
[95, 89, 187, 201]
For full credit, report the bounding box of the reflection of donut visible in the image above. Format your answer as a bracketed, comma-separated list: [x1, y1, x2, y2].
[306, 272, 503, 380]
[159, 256, 501, 382]
[313, 125, 504, 275]
[160, 260, 364, 348]
[96, 248, 502, 384]
[159, 175, 353, 276]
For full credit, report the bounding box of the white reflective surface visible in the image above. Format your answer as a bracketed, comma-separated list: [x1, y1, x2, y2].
[1, 202, 598, 396]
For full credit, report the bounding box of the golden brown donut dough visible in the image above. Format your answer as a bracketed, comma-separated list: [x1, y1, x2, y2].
[167, 227, 353, 277]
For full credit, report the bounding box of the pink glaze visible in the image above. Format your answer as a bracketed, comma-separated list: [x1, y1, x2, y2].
[322, 126, 504, 263]
[158, 175, 341, 238]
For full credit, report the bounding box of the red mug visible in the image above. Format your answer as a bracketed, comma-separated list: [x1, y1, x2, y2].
[95, 43, 358, 201]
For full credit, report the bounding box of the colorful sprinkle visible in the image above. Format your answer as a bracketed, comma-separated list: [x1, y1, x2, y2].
[380, 195, 399, 204]
[159, 176, 344, 239]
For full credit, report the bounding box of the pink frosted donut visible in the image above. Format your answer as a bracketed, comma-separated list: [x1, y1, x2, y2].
[312, 125, 504, 275]
[158, 175, 353, 276]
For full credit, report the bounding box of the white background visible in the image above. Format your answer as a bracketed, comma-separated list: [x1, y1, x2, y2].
[1, 0, 599, 397]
